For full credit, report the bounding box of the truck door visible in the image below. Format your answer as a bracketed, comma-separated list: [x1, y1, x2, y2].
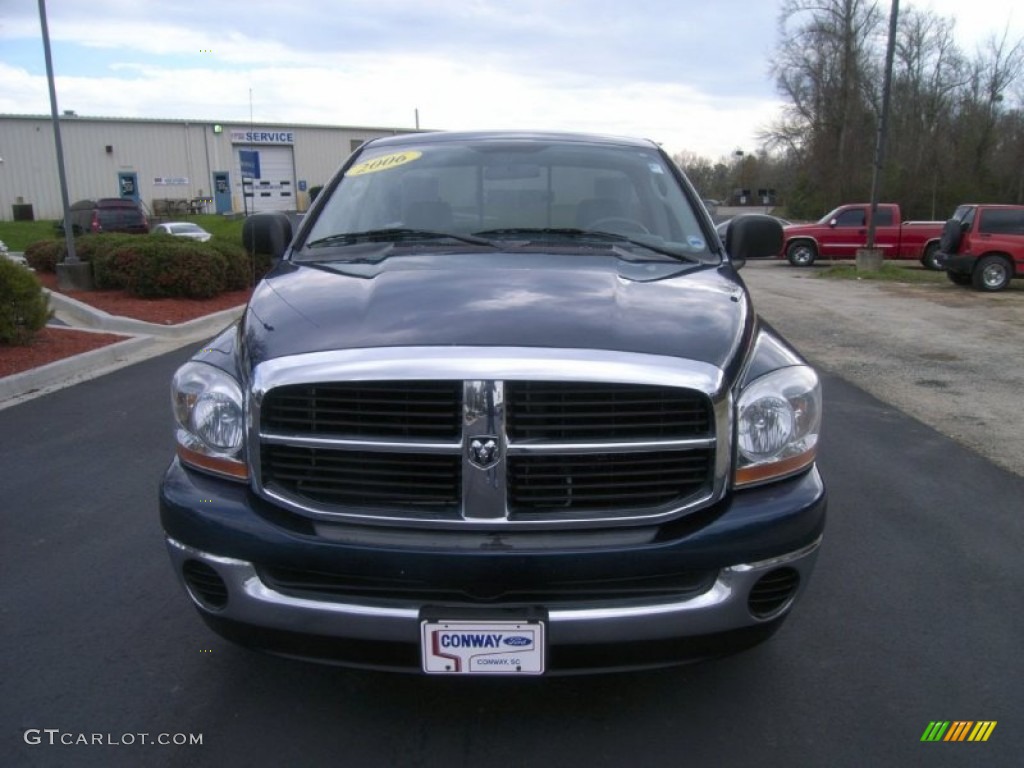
[819, 206, 866, 258]
[870, 206, 899, 257]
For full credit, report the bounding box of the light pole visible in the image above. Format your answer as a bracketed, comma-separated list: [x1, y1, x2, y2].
[39, 0, 91, 289]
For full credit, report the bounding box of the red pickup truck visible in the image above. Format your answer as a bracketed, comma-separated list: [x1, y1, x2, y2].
[781, 203, 944, 268]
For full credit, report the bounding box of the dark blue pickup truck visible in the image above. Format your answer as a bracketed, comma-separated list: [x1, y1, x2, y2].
[160, 131, 826, 675]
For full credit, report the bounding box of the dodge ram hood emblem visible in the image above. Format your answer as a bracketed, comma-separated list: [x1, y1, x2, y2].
[468, 436, 500, 469]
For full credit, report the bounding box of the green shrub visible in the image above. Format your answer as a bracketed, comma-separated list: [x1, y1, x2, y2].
[126, 240, 228, 299]
[21, 234, 144, 275]
[94, 242, 145, 290]
[23, 240, 65, 273]
[206, 239, 274, 290]
[22, 232, 254, 299]
[73, 233, 138, 264]
[0, 259, 53, 345]
[206, 240, 251, 291]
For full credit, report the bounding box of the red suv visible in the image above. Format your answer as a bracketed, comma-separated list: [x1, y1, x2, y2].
[940, 204, 1024, 291]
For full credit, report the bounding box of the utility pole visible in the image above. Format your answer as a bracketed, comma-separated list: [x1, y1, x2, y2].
[865, 0, 900, 254]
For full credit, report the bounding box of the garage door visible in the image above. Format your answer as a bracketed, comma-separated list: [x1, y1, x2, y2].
[235, 146, 296, 213]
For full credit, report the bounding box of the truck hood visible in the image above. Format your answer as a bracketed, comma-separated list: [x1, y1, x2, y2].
[240, 252, 750, 372]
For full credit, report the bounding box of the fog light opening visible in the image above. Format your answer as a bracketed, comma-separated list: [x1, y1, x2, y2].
[182, 559, 229, 610]
[748, 567, 800, 619]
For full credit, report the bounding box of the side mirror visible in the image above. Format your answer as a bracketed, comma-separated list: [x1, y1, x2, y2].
[829, 218, 838, 228]
[724, 214, 784, 269]
[242, 212, 293, 261]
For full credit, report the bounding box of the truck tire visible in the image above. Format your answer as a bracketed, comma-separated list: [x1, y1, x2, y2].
[786, 241, 817, 267]
[971, 254, 1012, 292]
[938, 219, 963, 254]
[921, 242, 943, 271]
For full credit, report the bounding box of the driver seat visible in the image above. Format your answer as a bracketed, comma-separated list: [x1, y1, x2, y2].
[576, 197, 625, 228]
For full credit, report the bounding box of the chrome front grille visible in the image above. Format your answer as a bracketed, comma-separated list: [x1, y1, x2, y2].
[261, 445, 461, 510]
[262, 381, 461, 439]
[506, 381, 710, 440]
[508, 450, 711, 514]
[251, 348, 728, 529]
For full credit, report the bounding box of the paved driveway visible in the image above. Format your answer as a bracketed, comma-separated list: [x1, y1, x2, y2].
[741, 261, 1024, 477]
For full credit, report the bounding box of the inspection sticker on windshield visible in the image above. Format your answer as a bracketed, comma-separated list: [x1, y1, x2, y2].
[347, 150, 422, 176]
[421, 620, 545, 675]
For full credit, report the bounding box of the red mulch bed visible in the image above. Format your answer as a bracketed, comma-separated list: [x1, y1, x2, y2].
[0, 327, 130, 377]
[0, 272, 252, 381]
[35, 272, 252, 325]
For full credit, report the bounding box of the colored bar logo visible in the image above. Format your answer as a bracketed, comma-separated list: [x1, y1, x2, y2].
[921, 721, 997, 742]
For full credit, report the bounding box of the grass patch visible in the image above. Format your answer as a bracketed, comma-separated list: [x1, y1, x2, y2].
[0, 220, 60, 251]
[187, 214, 245, 243]
[814, 263, 947, 284]
[0, 214, 246, 251]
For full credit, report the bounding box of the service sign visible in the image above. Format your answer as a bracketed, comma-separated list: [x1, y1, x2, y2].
[230, 129, 295, 145]
[421, 620, 545, 675]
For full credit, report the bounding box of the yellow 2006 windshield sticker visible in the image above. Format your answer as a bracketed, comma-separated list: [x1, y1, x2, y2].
[347, 150, 422, 176]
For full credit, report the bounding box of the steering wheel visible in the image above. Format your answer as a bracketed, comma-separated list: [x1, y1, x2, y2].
[585, 217, 650, 235]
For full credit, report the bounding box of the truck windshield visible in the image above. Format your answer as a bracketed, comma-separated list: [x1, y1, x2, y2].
[301, 139, 715, 263]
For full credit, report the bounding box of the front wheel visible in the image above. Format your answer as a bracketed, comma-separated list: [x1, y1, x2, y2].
[787, 241, 817, 267]
[972, 255, 1012, 292]
[921, 243, 943, 271]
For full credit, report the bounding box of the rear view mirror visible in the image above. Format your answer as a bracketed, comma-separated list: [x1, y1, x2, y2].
[724, 214, 783, 268]
[242, 212, 293, 260]
[484, 164, 542, 180]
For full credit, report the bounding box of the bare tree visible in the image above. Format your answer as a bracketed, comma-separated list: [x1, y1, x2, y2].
[762, 0, 1024, 219]
[767, 0, 883, 211]
[887, 8, 966, 216]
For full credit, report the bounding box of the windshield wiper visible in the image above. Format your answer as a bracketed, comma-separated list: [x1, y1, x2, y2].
[306, 228, 497, 248]
[472, 227, 698, 261]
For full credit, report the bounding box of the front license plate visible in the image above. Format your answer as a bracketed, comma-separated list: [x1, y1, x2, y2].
[421, 620, 545, 675]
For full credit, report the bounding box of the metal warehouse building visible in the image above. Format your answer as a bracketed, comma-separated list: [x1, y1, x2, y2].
[0, 113, 416, 221]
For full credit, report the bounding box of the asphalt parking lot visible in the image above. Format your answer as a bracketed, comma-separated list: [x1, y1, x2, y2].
[741, 260, 1024, 477]
[4, 256, 1023, 767]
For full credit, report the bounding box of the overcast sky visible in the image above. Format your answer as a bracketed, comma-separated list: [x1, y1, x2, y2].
[0, 1, 1020, 160]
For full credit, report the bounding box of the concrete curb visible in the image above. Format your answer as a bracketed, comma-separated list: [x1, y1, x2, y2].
[45, 289, 245, 338]
[0, 333, 155, 402]
[1, 294, 246, 407]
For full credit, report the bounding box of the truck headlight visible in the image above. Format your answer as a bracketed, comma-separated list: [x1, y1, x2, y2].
[171, 361, 248, 480]
[735, 365, 820, 488]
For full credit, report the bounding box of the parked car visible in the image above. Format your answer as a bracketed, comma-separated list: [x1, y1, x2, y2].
[0, 239, 28, 269]
[160, 130, 825, 676]
[780, 203, 943, 268]
[56, 198, 149, 236]
[151, 222, 212, 242]
[702, 198, 721, 215]
[939, 204, 1024, 291]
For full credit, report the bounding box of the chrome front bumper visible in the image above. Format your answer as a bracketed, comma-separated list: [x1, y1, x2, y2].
[166, 535, 822, 647]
